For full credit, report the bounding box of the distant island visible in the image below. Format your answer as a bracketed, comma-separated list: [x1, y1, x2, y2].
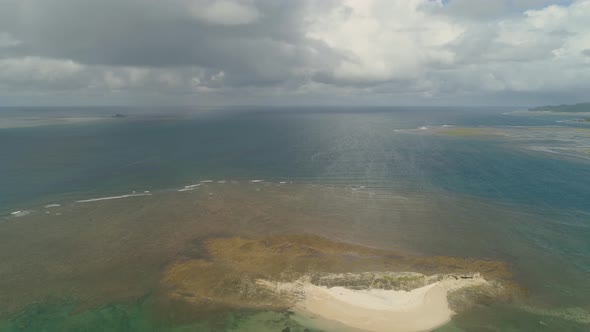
[529, 102, 590, 113]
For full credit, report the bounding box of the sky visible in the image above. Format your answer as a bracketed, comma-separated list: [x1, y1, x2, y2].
[0, 0, 589, 107]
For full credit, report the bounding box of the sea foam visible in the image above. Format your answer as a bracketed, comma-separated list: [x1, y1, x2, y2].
[10, 210, 31, 217]
[76, 193, 151, 203]
[178, 183, 202, 192]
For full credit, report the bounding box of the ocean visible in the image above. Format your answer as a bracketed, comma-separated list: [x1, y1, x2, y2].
[0, 106, 589, 331]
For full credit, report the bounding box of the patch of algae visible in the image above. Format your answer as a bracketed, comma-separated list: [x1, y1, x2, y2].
[437, 127, 506, 137]
[161, 234, 520, 312]
[162, 259, 282, 309]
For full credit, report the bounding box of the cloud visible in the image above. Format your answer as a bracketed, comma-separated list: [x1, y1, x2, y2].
[434, 0, 566, 20]
[1, 0, 590, 105]
[306, 0, 463, 85]
[187, 0, 261, 25]
[0, 57, 83, 90]
[1, 0, 324, 88]
[0, 32, 21, 48]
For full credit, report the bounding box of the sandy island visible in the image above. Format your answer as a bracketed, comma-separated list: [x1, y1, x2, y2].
[160, 234, 513, 331]
[258, 274, 488, 332]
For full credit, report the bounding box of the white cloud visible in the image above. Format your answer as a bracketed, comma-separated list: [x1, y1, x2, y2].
[0, 57, 82, 84]
[0, 56, 214, 94]
[102, 71, 126, 90]
[443, 0, 590, 95]
[306, 0, 463, 83]
[301, 0, 590, 103]
[91, 66, 213, 92]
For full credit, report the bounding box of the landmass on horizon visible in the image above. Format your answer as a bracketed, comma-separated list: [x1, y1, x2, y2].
[529, 102, 590, 113]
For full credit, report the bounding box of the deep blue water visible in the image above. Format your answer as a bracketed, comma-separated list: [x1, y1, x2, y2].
[1, 106, 588, 213]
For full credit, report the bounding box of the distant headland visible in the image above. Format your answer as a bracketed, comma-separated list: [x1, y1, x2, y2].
[529, 102, 590, 113]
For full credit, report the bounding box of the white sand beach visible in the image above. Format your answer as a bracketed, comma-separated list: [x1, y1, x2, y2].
[260, 275, 486, 332]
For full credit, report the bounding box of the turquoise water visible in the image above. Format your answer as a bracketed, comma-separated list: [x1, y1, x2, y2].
[1, 106, 589, 331]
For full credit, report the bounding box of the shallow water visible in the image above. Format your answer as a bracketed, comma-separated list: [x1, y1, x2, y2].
[0, 106, 589, 331]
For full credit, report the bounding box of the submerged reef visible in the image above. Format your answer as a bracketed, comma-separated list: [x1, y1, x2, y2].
[161, 234, 518, 312]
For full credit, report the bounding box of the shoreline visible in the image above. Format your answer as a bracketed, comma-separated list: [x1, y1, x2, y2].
[259, 274, 489, 332]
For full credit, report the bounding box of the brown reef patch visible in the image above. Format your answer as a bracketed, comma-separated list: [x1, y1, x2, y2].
[161, 234, 522, 311]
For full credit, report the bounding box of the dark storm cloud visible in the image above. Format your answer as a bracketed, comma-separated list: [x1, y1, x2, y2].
[0, 0, 339, 87]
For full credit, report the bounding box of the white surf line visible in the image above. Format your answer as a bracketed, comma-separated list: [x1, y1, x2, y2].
[76, 193, 152, 203]
[250, 179, 264, 183]
[44, 204, 61, 208]
[200, 180, 214, 183]
[178, 183, 202, 192]
[10, 210, 31, 217]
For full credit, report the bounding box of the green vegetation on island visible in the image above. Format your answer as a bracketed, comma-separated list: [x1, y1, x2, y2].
[529, 102, 590, 113]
